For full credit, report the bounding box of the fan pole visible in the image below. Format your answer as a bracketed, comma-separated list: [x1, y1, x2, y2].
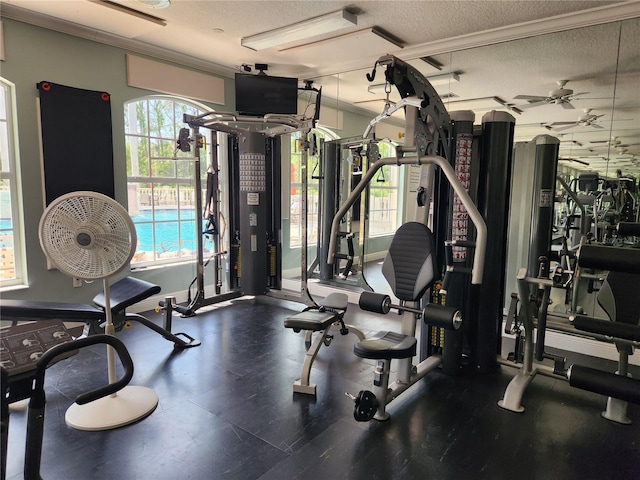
[65, 278, 159, 431]
[103, 278, 117, 388]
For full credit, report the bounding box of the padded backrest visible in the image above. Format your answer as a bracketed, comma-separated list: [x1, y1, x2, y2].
[381, 222, 437, 301]
[597, 271, 640, 326]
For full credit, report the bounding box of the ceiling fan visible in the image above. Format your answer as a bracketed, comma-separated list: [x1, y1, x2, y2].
[591, 137, 640, 149]
[514, 80, 588, 110]
[615, 148, 640, 160]
[549, 109, 605, 131]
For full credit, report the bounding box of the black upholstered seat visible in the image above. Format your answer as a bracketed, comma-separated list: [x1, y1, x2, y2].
[354, 331, 417, 360]
[355, 222, 436, 360]
[93, 276, 161, 313]
[284, 311, 337, 332]
[380, 222, 437, 302]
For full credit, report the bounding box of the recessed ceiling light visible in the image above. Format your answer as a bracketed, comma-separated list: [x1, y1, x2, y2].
[135, 0, 171, 9]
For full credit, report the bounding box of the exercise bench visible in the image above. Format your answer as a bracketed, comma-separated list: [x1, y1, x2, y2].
[284, 293, 364, 395]
[0, 276, 199, 349]
[91, 276, 200, 348]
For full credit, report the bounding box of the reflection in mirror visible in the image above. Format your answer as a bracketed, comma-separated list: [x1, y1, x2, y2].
[294, 19, 638, 311]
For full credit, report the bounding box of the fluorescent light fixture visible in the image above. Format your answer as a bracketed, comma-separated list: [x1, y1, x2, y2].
[242, 9, 357, 50]
[93, 0, 167, 25]
[368, 72, 460, 93]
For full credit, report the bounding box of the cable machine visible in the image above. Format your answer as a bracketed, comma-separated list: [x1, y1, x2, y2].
[311, 136, 388, 291]
[166, 83, 321, 316]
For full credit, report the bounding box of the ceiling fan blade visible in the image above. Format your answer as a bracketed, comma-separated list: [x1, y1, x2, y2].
[573, 96, 616, 100]
[561, 102, 575, 109]
[553, 124, 578, 132]
[549, 121, 576, 126]
[517, 100, 549, 109]
[590, 123, 604, 129]
[514, 95, 547, 101]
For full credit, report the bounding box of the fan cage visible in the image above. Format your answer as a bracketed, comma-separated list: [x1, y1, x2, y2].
[39, 191, 137, 280]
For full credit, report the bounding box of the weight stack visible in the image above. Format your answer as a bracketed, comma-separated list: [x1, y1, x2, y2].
[527, 135, 560, 278]
[474, 111, 515, 373]
[237, 131, 270, 295]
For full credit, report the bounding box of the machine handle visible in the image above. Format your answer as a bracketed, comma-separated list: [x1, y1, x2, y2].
[34, 334, 134, 405]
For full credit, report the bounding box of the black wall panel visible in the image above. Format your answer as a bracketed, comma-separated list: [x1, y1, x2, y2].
[37, 81, 115, 204]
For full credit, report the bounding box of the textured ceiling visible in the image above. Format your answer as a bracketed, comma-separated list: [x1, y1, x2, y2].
[2, 0, 640, 176]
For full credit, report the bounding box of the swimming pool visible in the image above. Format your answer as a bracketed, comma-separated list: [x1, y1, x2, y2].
[131, 208, 197, 252]
[2, 210, 199, 254]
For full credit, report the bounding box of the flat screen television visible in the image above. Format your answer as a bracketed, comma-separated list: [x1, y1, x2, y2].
[235, 73, 298, 116]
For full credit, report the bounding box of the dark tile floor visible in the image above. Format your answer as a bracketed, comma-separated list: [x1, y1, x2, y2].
[4, 295, 640, 480]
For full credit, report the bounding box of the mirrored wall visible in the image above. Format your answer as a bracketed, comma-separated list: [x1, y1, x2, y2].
[301, 18, 639, 307]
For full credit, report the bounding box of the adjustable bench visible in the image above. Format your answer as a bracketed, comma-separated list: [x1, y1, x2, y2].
[92, 276, 200, 348]
[0, 276, 199, 349]
[284, 293, 364, 395]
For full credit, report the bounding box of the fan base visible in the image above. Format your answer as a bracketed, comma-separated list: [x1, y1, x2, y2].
[65, 385, 158, 431]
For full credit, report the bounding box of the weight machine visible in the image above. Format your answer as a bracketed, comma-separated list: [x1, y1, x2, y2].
[166, 83, 322, 316]
[327, 55, 488, 421]
[309, 135, 391, 290]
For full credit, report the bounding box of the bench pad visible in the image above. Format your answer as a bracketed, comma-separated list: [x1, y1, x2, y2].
[284, 311, 337, 332]
[93, 276, 161, 313]
[0, 299, 103, 321]
[321, 292, 348, 311]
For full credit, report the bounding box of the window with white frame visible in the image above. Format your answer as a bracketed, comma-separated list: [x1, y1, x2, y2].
[0, 78, 26, 288]
[124, 96, 212, 266]
[368, 141, 400, 236]
[289, 127, 338, 248]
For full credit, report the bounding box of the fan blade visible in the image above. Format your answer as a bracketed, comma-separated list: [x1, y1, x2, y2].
[561, 102, 575, 109]
[572, 96, 616, 100]
[514, 95, 547, 101]
[549, 121, 576, 126]
[590, 123, 604, 129]
[570, 92, 590, 97]
[554, 124, 578, 132]
[517, 100, 549, 109]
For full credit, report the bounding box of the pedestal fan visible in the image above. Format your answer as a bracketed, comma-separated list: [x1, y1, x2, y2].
[39, 191, 158, 431]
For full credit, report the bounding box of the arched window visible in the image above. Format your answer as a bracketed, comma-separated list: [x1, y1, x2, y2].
[124, 96, 213, 266]
[0, 78, 26, 288]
